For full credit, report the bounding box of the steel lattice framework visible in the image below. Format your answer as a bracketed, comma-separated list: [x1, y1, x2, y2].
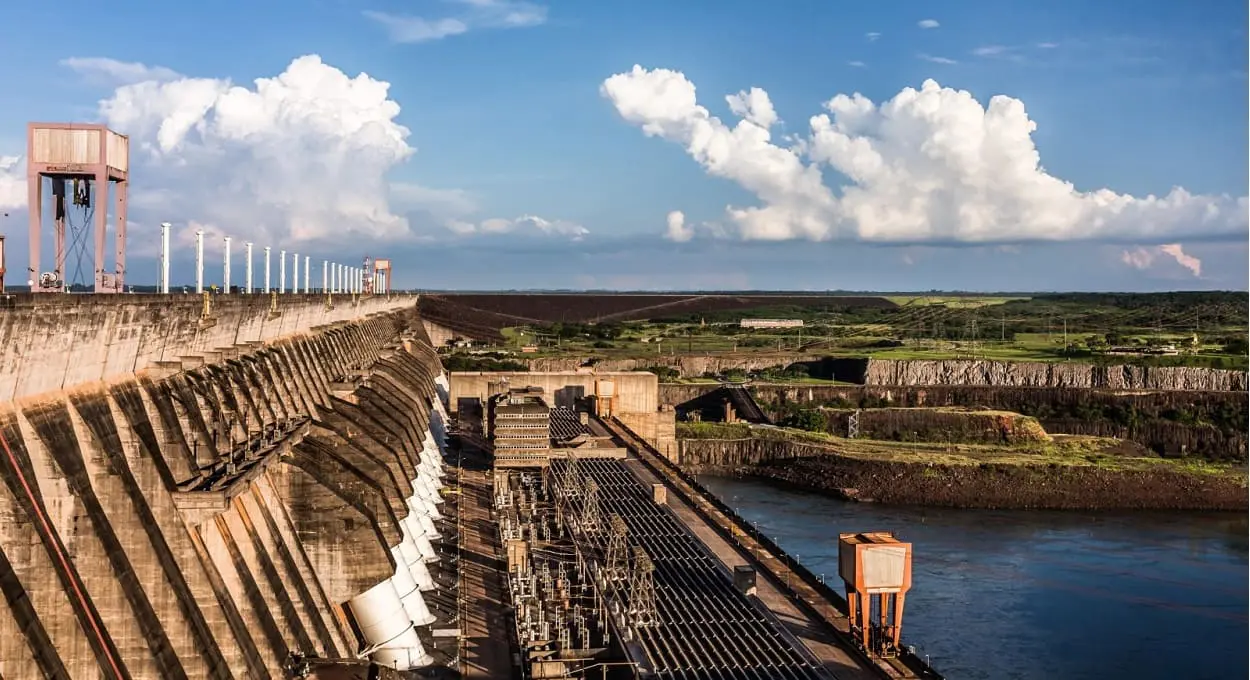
[548, 457, 830, 679]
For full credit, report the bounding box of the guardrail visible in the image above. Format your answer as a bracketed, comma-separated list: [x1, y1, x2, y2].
[606, 417, 944, 680]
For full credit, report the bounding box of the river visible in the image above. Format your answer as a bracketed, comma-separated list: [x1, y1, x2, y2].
[699, 475, 1248, 680]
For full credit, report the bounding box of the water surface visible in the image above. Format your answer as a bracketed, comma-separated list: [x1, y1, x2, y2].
[700, 475, 1248, 680]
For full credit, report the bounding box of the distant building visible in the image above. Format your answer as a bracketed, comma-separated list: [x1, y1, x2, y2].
[740, 319, 804, 329]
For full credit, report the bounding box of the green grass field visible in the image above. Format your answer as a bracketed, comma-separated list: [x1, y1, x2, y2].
[884, 295, 1029, 308]
[477, 291, 1248, 371]
[485, 321, 1246, 371]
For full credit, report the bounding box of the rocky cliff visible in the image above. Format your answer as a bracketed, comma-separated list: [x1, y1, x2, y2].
[862, 359, 1246, 391]
[818, 408, 1051, 445]
[533, 355, 1246, 391]
[663, 382, 1249, 460]
[677, 437, 828, 473]
[678, 438, 1247, 511]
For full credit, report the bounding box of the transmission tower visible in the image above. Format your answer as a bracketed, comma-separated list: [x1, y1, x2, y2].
[562, 452, 581, 498]
[628, 546, 658, 627]
[580, 478, 602, 534]
[848, 409, 861, 439]
[605, 514, 630, 583]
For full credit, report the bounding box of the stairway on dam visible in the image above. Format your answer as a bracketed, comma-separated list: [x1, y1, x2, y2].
[0, 293, 459, 679]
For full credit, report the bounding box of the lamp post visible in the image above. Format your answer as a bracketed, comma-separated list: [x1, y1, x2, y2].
[245, 242, 253, 294]
[159, 222, 171, 294]
[194, 229, 204, 294]
[223, 236, 232, 293]
[263, 247, 271, 294]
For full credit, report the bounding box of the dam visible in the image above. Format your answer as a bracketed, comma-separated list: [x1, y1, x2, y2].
[0, 292, 458, 678]
[0, 289, 946, 679]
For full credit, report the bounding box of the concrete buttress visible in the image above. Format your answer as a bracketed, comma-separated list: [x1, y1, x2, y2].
[0, 294, 457, 678]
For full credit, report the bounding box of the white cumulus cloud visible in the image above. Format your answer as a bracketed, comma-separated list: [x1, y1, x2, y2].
[1121, 243, 1203, 277]
[600, 65, 1249, 245]
[365, 0, 546, 43]
[0, 156, 23, 210]
[2, 56, 573, 254]
[448, 214, 587, 240]
[665, 210, 694, 242]
[725, 87, 779, 129]
[1159, 244, 1202, 276]
[94, 54, 417, 247]
[918, 19, 940, 29]
[61, 57, 182, 85]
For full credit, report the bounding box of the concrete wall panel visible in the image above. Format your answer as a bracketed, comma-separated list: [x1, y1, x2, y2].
[0, 294, 454, 678]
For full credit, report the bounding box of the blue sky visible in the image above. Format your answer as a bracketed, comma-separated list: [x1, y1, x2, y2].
[0, 0, 1245, 291]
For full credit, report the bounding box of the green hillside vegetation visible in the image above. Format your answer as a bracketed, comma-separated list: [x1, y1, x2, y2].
[461, 292, 1248, 371]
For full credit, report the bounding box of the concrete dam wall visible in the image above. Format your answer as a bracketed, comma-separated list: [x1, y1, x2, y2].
[0, 294, 456, 678]
[0, 293, 417, 402]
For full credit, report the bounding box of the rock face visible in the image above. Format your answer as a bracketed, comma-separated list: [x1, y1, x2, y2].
[661, 380, 1249, 460]
[677, 437, 825, 473]
[753, 456, 1248, 511]
[0, 298, 453, 679]
[863, 359, 1246, 391]
[818, 408, 1051, 445]
[676, 439, 1249, 511]
[530, 355, 1246, 391]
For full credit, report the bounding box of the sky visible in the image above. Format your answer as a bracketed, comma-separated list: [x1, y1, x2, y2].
[0, 0, 1246, 291]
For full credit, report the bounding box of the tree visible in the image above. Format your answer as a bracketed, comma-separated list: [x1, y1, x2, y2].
[1222, 337, 1248, 356]
[781, 409, 826, 432]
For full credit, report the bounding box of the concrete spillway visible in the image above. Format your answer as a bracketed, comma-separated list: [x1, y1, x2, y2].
[0, 292, 456, 679]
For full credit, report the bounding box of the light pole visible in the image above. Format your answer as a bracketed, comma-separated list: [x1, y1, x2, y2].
[194, 229, 204, 294]
[245, 242, 253, 294]
[159, 222, 171, 294]
[223, 236, 232, 293]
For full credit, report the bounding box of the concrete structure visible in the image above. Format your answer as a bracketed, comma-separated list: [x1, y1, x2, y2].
[25, 123, 130, 293]
[453, 370, 677, 464]
[0, 292, 461, 678]
[489, 387, 551, 454]
[451, 371, 658, 417]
